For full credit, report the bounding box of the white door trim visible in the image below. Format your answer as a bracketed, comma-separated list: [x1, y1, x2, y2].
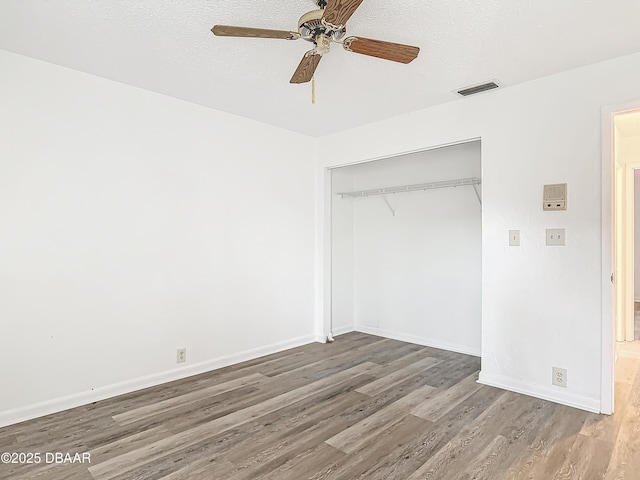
[601, 100, 640, 415]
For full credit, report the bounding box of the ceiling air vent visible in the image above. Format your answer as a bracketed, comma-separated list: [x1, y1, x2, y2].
[456, 81, 501, 97]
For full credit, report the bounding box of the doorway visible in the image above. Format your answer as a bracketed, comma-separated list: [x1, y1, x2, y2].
[614, 111, 640, 357]
[602, 105, 640, 414]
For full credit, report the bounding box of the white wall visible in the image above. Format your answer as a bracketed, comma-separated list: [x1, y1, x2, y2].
[635, 170, 640, 302]
[333, 142, 481, 354]
[330, 169, 355, 335]
[614, 124, 625, 341]
[627, 137, 640, 301]
[620, 136, 640, 161]
[621, 136, 640, 337]
[316, 52, 640, 413]
[0, 50, 316, 426]
[613, 129, 640, 333]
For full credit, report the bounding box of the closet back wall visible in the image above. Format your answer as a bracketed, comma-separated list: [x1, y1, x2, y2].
[332, 141, 482, 355]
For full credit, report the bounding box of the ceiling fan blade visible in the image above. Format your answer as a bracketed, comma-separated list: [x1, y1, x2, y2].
[211, 25, 298, 40]
[322, 0, 365, 26]
[290, 52, 322, 84]
[343, 36, 419, 63]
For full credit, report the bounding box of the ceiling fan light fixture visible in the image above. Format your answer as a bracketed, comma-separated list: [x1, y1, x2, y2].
[332, 27, 346, 41]
[298, 10, 324, 41]
[315, 34, 331, 55]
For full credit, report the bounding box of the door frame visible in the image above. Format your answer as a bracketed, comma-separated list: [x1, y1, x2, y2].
[601, 100, 640, 415]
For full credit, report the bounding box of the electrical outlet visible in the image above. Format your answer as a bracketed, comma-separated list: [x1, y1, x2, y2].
[552, 367, 567, 388]
[177, 348, 186, 364]
[546, 228, 565, 246]
[509, 230, 520, 246]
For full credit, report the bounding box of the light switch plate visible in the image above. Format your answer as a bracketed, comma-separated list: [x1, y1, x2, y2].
[509, 230, 520, 246]
[546, 228, 565, 246]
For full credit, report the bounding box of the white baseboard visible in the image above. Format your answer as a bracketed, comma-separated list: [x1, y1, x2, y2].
[355, 325, 481, 357]
[314, 325, 356, 343]
[477, 371, 601, 414]
[635, 297, 640, 303]
[0, 334, 316, 428]
[331, 325, 356, 337]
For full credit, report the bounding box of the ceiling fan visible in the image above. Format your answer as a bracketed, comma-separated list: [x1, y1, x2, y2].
[211, 0, 420, 84]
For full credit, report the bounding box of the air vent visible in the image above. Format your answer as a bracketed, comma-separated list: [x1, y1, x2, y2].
[456, 81, 501, 97]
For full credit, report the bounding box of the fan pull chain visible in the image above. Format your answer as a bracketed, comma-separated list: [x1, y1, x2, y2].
[312, 76, 316, 105]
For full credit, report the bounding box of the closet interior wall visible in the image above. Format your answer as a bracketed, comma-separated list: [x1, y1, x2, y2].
[331, 141, 482, 355]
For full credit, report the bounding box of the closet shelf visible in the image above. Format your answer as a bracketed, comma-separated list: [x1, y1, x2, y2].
[336, 177, 481, 198]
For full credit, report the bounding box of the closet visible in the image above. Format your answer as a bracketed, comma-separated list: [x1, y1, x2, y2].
[330, 140, 482, 355]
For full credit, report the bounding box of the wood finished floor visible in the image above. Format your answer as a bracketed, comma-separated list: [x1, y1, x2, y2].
[1, 332, 639, 480]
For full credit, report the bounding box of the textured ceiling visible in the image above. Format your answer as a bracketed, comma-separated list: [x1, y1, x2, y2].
[0, 0, 639, 137]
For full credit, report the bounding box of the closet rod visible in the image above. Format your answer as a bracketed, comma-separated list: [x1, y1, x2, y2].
[337, 177, 481, 198]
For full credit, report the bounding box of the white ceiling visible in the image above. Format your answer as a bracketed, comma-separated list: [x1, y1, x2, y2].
[0, 0, 639, 137]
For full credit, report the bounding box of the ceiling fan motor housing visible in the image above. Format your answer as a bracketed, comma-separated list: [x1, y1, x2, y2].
[298, 10, 346, 46]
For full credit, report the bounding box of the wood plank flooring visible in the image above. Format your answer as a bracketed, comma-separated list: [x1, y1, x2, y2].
[1, 332, 639, 479]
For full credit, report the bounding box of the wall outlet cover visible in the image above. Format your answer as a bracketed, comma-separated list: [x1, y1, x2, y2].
[177, 348, 186, 364]
[552, 367, 567, 387]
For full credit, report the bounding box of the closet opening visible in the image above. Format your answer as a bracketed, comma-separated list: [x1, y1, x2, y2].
[326, 139, 482, 356]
